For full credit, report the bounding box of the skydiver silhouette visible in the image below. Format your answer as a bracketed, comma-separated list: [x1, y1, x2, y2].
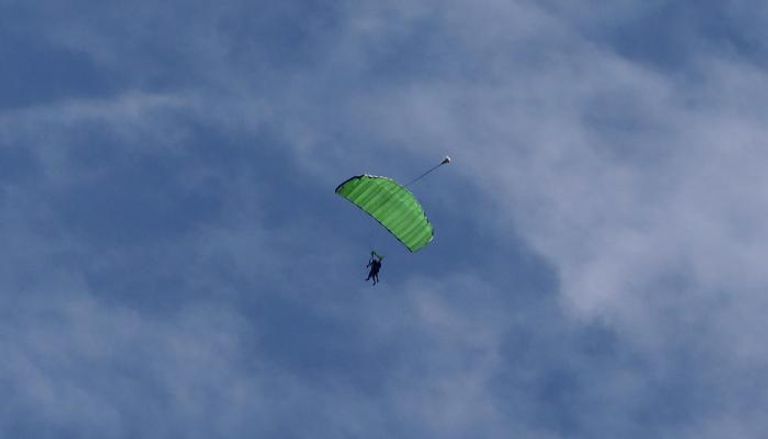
[365, 251, 383, 285]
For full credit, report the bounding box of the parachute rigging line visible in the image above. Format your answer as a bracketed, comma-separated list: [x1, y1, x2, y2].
[404, 156, 451, 187]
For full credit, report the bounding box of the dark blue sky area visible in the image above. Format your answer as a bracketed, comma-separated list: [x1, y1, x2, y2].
[2, 1, 768, 437]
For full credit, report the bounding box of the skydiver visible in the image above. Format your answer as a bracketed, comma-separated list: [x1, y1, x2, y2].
[365, 251, 383, 285]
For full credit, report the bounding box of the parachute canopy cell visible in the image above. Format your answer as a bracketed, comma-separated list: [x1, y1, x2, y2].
[335, 175, 434, 252]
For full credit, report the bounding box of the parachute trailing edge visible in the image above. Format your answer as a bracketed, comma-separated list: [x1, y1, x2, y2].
[335, 175, 434, 252]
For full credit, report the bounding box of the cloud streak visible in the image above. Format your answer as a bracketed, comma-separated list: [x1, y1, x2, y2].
[3, 0, 768, 437]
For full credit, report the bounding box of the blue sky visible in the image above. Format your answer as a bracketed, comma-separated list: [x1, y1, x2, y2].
[2, 0, 768, 437]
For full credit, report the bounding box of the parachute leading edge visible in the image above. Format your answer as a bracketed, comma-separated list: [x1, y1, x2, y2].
[335, 175, 434, 252]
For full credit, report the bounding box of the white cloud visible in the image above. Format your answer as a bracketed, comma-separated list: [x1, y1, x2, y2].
[265, 3, 768, 434]
[321, 0, 768, 336]
[6, 0, 768, 436]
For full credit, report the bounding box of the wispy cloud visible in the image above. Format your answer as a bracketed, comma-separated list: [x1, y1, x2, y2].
[3, 0, 768, 437]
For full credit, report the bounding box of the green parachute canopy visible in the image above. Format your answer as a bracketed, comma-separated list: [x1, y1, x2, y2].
[335, 175, 434, 252]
